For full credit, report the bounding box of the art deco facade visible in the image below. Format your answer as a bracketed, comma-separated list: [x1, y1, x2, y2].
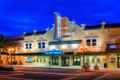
[1, 13, 120, 69]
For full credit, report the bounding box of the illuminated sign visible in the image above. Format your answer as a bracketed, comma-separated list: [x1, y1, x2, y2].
[54, 12, 61, 40]
[109, 45, 117, 49]
[107, 43, 120, 50]
[46, 49, 64, 55]
[57, 15, 61, 39]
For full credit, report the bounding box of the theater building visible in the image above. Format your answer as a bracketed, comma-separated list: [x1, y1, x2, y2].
[2, 13, 120, 69]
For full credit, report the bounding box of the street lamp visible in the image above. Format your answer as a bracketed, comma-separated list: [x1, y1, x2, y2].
[80, 47, 87, 65]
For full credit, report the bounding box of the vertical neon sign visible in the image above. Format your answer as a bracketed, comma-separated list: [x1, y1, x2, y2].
[54, 12, 61, 40]
[57, 15, 61, 40]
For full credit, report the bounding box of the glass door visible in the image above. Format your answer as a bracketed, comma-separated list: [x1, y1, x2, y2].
[117, 56, 120, 68]
[61, 56, 70, 66]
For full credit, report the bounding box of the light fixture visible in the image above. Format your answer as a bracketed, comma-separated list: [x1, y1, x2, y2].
[71, 44, 79, 49]
[61, 45, 68, 49]
[49, 45, 56, 50]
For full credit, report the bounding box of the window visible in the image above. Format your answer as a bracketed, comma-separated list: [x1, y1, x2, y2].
[92, 58, 95, 64]
[86, 39, 97, 46]
[38, 41, 46, 48]
[38, 42, 42, 48]
[29, 43, 32, 49]
[86, 39, 91, 46]
[25, 43, 32, 49]
[92, 39, 97, 46]
[25, 43, 29, 49]
[51, 56, 59, 65]
[97, 58, 100, 63]
[73, 56, 80, 66]
[42, 42, 45, 48]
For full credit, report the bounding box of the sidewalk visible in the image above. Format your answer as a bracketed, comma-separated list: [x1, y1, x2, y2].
[11, 64, 82, 69]
[6, 64, 120, 72]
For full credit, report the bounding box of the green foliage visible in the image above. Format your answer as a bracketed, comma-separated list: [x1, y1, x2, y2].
[0, 34, 19, 50]
[0, 35, 6, 48]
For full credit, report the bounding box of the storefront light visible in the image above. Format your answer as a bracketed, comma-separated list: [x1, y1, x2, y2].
[71, 44, 79, 49]
[61, 45, 68, 49]
[49, 45, 56, 50]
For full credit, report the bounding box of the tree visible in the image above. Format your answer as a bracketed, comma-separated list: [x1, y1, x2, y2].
[0, 35, 21, 64]
[4, 37, 21, 64]
[0, 34, 6, 63]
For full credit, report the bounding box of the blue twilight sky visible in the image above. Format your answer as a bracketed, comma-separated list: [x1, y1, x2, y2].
[0, 0, 120, 36]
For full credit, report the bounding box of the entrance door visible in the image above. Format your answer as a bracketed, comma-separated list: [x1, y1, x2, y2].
[117, 57, 120, 68]
[61, 56, 69, 66]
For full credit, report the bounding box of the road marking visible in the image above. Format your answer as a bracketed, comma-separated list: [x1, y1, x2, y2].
[93, 73, 110, 80]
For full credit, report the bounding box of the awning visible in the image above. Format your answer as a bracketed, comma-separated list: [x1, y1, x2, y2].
[49, 40, 81, 45]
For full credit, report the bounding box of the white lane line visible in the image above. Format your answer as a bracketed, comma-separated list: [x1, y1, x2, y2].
[93, 73, 110, 80]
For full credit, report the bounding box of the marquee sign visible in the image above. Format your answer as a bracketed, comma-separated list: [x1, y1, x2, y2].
[46, 49, 64, 55]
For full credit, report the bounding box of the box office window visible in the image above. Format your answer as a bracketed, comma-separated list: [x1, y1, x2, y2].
[73, 56, 81, 66]
[51, 56, 59, 65]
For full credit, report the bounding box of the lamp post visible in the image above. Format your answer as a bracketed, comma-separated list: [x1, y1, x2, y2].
[80, 48, 87, 66]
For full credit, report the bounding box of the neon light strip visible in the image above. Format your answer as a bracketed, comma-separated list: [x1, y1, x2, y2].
[57, 15, 61, 39]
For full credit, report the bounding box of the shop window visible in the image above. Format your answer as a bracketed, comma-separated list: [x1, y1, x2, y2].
[92, 58, 95, 64]
[44, 58, 46, 62]
[33, 58, 35, 62]
[36, 58, 39, 62]
[97, 58, 100, 63]
[51, 56, 59, 65]
[61, 56, 70, 66]
[39, 59, 42, 63]
[86, 57, 90, 64]
[73, 56, 80, 66]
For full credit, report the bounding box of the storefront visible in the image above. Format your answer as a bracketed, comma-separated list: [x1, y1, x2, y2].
[0, 51, 119, 69]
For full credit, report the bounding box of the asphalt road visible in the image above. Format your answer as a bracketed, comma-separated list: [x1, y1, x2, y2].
[0, 66, 120, 80]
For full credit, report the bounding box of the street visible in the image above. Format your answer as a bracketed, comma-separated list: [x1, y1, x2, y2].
[0, 66, 120, 80]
